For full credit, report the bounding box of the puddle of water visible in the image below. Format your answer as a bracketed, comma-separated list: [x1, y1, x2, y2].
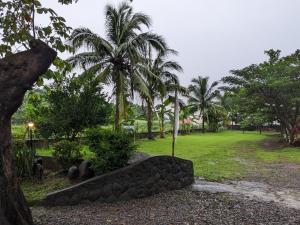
[192, 180, 300, 210]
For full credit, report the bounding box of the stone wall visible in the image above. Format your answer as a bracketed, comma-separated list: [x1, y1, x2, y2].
[43, 156, 194, 206]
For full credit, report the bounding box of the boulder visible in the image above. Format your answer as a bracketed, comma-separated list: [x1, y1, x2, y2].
[78, 160, 95, 180]
[128, 152, 150, 164]
[33, 158, 44, 180]
[68, 166, 79, 180]
[33, 163, 44, 180]
[36, 157, 43, 165]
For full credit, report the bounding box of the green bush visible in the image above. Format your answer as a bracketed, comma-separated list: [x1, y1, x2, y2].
[13, 139, 35, 178]
[86, 129, 136, 175]
[52, 140, 82, 170]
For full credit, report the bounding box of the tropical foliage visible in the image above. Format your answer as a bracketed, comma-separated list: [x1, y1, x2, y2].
[40, 72, 112, 139]
[188, 76, 220, 133]
[53, 140, 83, 170]
[223, 49, 300, 143]
[68, 2, 167, 130]
[141, 49, 182, 139]
[86, 128, 136, 175]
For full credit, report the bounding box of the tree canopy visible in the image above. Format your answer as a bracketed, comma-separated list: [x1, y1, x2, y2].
[223, 49, 300, 142]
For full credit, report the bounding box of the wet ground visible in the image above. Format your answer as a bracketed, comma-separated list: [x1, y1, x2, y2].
[32, 189, 300, 225]
[193, 179, 300, 209]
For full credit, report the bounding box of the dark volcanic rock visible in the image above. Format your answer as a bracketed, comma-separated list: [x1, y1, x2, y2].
[128, 152, 150, 164]
[78, 160, 94, 181]
[43, 156, 194, 206]
[68, 166, 79, 180]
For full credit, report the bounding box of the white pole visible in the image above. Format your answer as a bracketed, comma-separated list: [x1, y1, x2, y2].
[172, 89, 179, 157]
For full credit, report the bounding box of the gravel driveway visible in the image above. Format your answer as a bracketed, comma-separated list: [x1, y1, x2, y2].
[32, 189, 300, 225]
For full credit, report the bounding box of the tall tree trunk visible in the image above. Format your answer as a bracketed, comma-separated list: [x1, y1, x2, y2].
[115, 92, 121, 131]
[114, 73, 123, 131]
[0, 40, 57, 225]
[280, 123, 285, 140]
[160, 112, 165, 138]
[202, 115, 205, 133]
[259, 126, 262, 135]
[146, 100, 154, 140]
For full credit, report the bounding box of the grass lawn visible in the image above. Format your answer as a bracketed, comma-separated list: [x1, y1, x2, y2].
[37, 145, 95, 159]
[37, 131, 300, 181]
[35, 130, 300, 182]
[26, 130, 300, 205]
[12, 124, 26, 139]
[21, 174, 70, 206]
[138, 131, 300, 181]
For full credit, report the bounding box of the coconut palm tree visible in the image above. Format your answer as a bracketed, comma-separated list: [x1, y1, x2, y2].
[188, 76, 220, 133]
[68, 1, 167, 130]
[141, 49, 183, 139]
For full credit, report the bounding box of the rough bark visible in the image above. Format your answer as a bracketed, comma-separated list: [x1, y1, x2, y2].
[114, 73, 123, 131]
[146, 100, 154, 140]
[202, 116, 205, 133]
[160, 113, 165, 138]
[159, 98, 165, 138]
[0, 40, 57, 225]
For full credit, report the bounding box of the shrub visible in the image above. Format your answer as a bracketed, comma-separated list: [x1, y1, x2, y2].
[86, 129, 136, 175]
[13, 139, 35, 178]
[52, 140, 82, 170]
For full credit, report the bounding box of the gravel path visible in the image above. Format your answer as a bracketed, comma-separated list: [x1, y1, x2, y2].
[32, 189, 300, 225]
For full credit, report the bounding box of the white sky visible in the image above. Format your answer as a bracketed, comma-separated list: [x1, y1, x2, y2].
[41, 0, 300, 86]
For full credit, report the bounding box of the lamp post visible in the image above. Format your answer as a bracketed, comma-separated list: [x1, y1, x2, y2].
[27, 122, 34, 152]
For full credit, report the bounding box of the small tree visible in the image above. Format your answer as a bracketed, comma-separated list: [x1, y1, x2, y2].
[252, 112, 266, 134]
[180, 104, 193, 134]
[39, 72, 112, 139]
[239, 117, 251, 134]
[206, 106, 228, 132]
[155, 98, 173, 138]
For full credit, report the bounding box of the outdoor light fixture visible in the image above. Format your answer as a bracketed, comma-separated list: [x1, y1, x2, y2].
[27, 122, 34, 153]
[28, 122, 34, 129]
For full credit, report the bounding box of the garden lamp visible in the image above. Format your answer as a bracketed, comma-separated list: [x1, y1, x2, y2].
[27, 122, 34, 152]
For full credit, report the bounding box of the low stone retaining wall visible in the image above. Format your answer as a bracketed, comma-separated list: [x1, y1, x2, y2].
[43, 156, 194, 206]
[40, 156, 62, 172]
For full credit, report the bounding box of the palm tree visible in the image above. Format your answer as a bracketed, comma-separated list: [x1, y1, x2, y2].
[188, 76, 220, 133]
[68, 1, 167, 130]
[141, 49, 182, 139]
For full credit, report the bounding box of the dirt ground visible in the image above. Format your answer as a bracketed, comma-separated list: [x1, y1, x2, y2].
[242, 138, 300, 190]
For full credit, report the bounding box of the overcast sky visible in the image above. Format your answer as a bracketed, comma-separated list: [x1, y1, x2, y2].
[42, 0, 300, 86]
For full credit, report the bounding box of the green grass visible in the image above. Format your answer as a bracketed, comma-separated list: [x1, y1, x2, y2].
[255, 146, 300, 163]
[23, 130, 300, 205]
[138, 131, 300, 181]
[134, 119, 173, 133]
[37, 145, 95, 159]
[12, 124, 26, 139]
[36, 130, 300, 182]
[21, 174, 70, 206]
